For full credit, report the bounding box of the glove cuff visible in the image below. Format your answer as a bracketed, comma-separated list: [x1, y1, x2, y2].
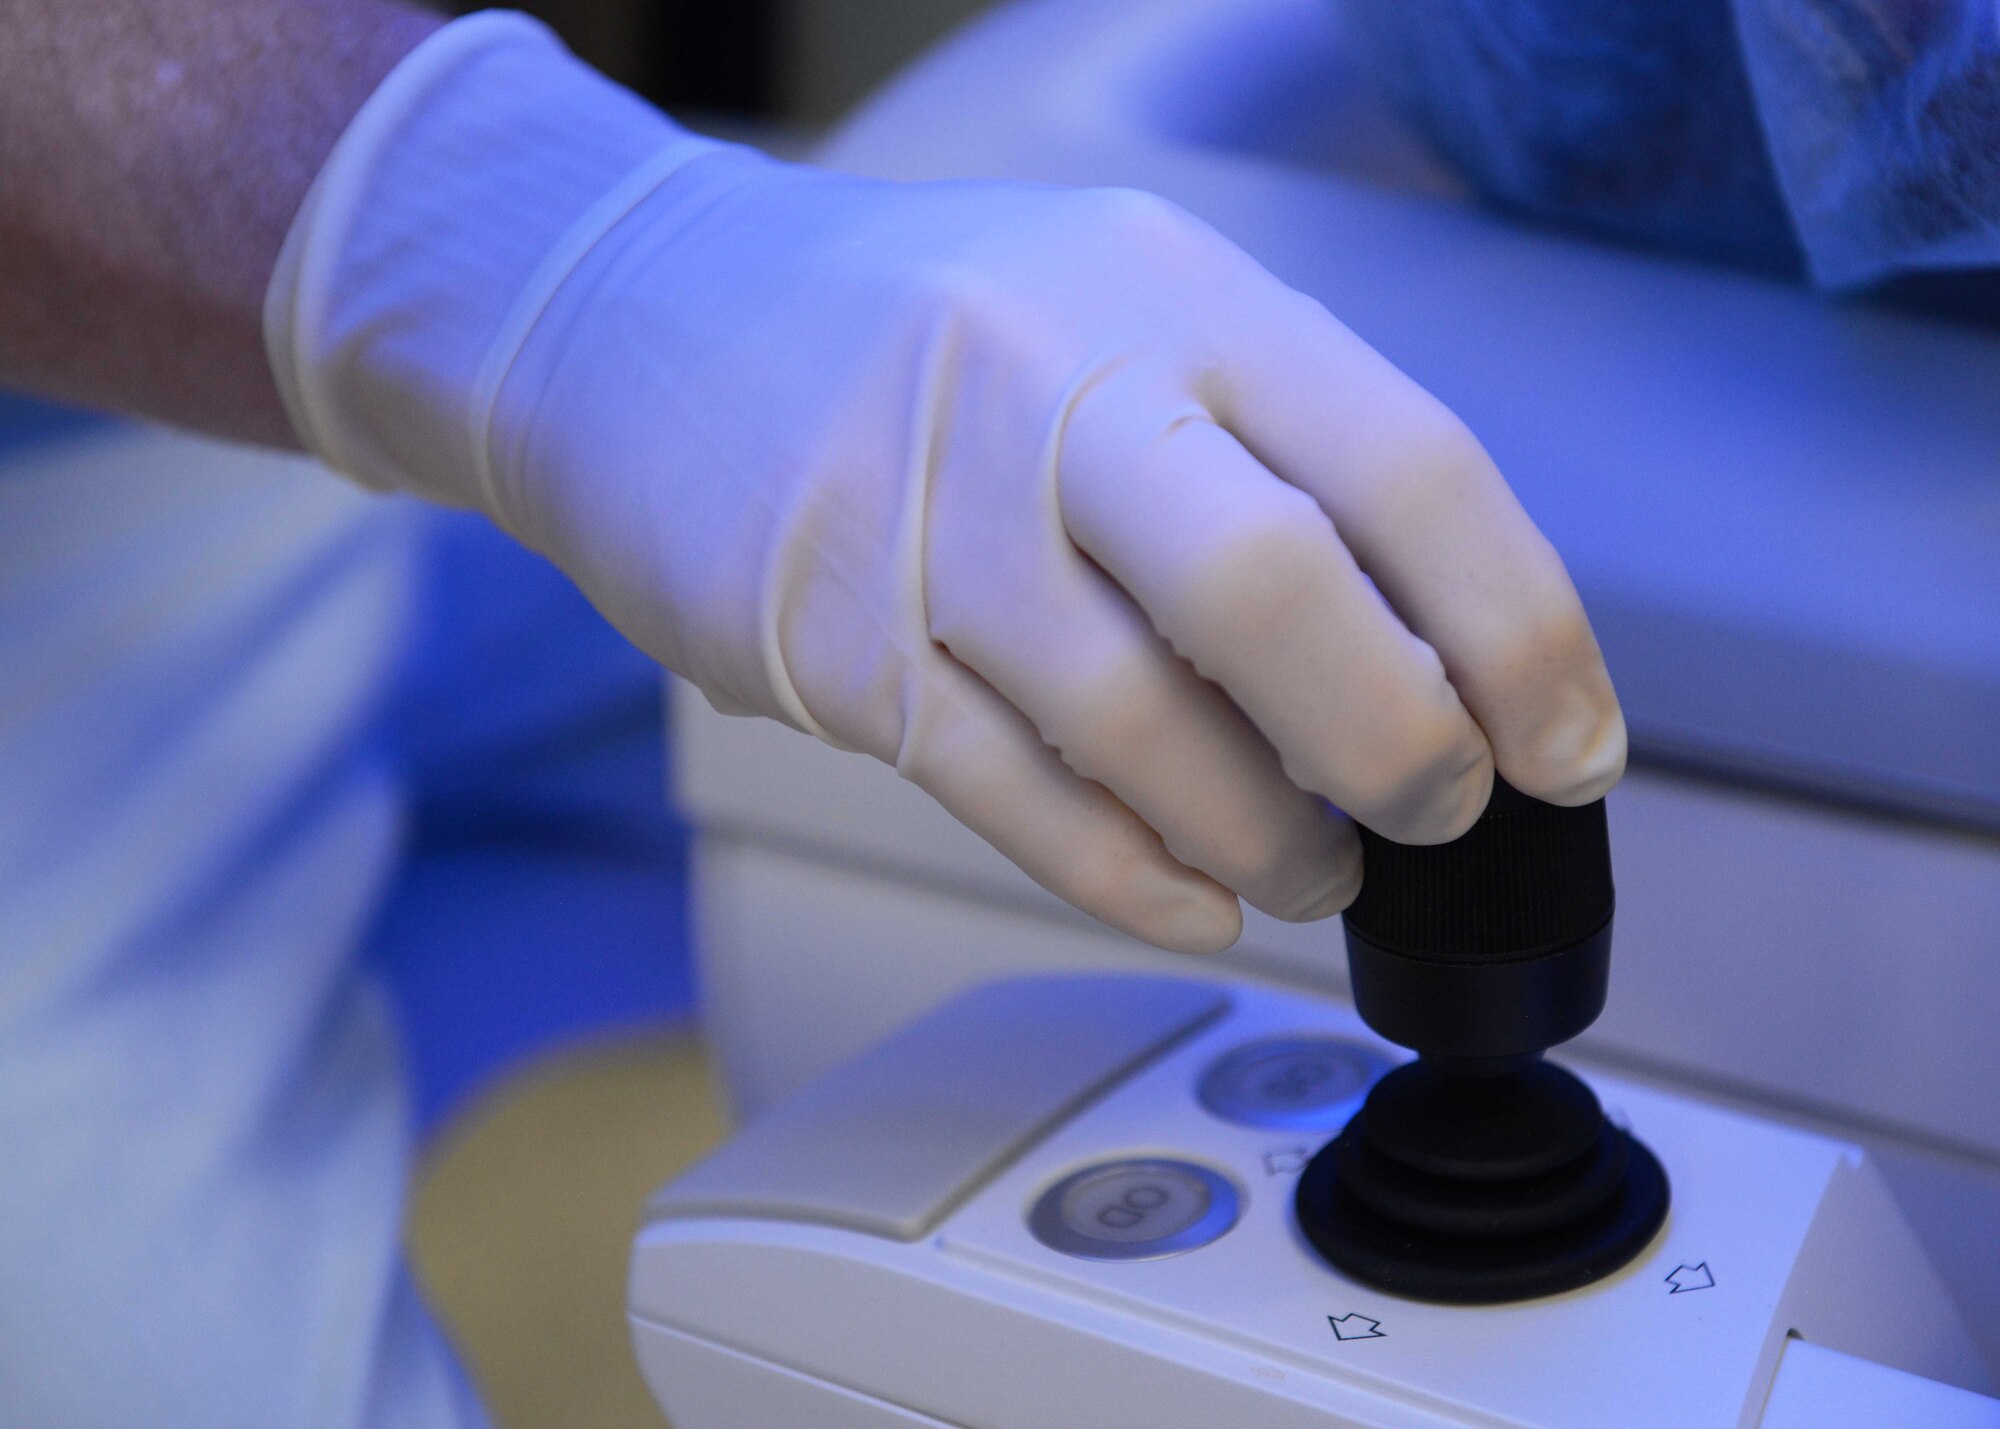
[265, 10, 720, 509]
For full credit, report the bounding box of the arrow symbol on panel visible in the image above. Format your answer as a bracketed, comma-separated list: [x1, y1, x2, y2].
[1264, 1147, 1311, 1176]
[1667, 1262, 1715, 1294]
[1328, 1313, 1386, 1341]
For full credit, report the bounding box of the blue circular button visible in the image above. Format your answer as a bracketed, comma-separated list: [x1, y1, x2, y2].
[1198, 1036, 1389, 1130]
[1029, 1159, 1240, 1261]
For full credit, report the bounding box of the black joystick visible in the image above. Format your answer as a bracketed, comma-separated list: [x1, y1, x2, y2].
[1295, 778, 1670, 1303]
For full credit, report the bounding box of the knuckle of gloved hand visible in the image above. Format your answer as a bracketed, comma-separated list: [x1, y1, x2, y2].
[1072, 185, 1206, 258]
[901, 250, 1003, 320]
[897, 246, 1073, 373]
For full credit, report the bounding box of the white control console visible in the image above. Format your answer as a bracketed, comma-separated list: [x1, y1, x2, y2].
[630, 975, 1996, 1427]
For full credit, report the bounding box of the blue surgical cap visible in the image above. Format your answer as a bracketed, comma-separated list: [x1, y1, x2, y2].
[1345, 0, 2000, 290]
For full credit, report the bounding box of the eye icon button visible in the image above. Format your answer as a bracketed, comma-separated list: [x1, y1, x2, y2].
[1199, 1038, 1389, 1130]
[1029, 1159, 1240, 1261]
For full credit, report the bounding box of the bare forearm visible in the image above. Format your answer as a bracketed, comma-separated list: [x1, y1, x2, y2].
[0, 0, 442, 444]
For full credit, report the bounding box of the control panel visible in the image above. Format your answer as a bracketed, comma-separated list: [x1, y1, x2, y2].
[631, 975, 1996, 1428]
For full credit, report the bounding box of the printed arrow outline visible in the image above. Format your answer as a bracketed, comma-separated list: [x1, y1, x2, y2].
[1328, 1313, 1386, 1341]
[1666, 1262, 1715, 1294]
[1263, 1147, 1310, 1176]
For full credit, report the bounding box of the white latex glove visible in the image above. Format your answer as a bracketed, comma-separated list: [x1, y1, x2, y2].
[269, 14, 1625, 955]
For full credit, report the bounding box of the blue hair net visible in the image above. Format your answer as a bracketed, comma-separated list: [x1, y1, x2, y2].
[1345, 0, 2000, 290]
[1736, 0, 2000, 287]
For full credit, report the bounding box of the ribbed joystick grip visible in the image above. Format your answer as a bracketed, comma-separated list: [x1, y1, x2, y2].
[1345, 778, 1613, 962]
[1342, 778, 1615, 1061]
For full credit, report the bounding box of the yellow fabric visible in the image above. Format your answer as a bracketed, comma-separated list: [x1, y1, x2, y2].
[410, 1030, 729, 1429]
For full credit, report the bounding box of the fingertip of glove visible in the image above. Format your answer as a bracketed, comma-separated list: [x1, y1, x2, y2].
[1127, 883, 1243, 956]
[1503, 700, 1629, 808]
[1276, 862, 1362, 923]
[1361, 753, 1494, 847]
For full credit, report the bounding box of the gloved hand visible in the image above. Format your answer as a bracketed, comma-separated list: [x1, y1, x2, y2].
[268, 13, 1625, 954]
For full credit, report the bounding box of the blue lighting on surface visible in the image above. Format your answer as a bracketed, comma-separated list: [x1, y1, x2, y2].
[0, 390, 101, 449]
[365, 508, 696, 1137]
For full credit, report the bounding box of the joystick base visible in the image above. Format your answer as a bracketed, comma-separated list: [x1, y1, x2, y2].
[1297, 1123, 1669, 1303]
[1295, 1059, 1671, 1304]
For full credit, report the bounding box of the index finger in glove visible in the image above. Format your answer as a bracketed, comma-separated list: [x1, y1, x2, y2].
[1216, 284, 1626, 807]
[1059, 381, 1495, 846]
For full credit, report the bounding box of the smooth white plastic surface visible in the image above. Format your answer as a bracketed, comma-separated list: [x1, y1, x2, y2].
[649, 977, 1226, 1238]
[1762, 1338, 2000, 1429]
[632, 977, 1992, 1428]
[640, 1326, 956, 1427]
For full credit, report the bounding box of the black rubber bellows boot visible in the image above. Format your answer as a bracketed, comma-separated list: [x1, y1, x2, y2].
[1296, 1056, 1669, 1302]
[1295, 780, 1670, 1303]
